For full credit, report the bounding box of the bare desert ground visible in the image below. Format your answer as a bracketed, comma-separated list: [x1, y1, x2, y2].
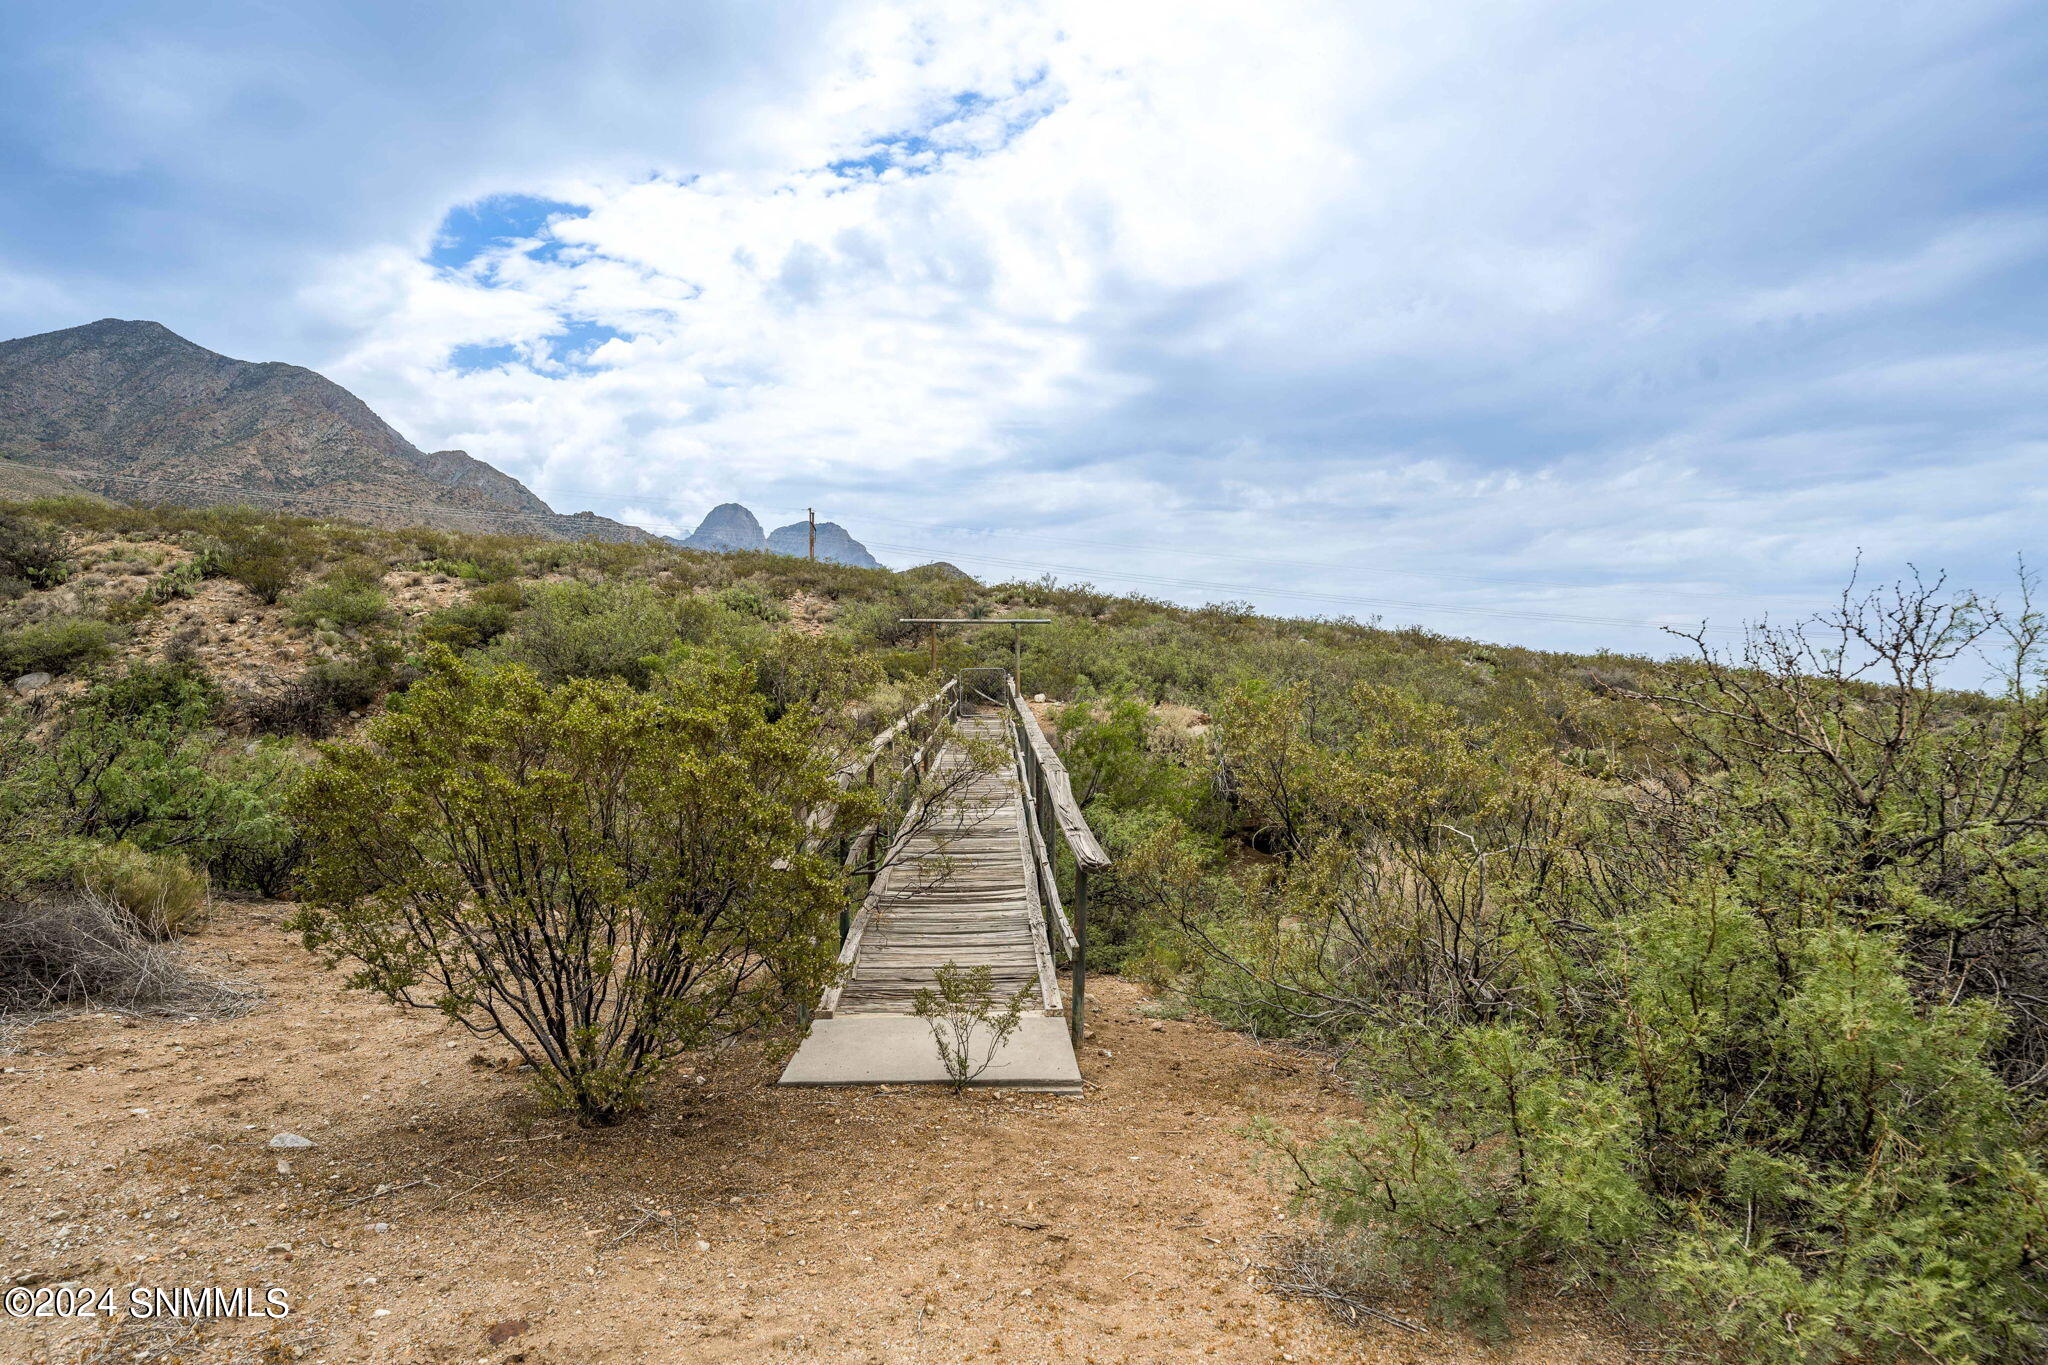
[2, 902, 1648, 1364]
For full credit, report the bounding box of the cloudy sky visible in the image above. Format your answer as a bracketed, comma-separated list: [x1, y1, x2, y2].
[3, 1, 2044, 655]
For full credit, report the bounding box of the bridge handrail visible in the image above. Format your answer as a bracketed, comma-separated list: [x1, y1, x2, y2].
[805, 677, 958, 847]
[1003, 675, 1111, 870]
[1017, 758, 1080, 956]
[832, 676, 958, 788]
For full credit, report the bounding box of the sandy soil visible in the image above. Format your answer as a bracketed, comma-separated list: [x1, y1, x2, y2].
[1, 903, 1649, 1365]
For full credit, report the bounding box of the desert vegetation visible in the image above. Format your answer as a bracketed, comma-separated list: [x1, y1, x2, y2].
[4, 493, 2044, 1361]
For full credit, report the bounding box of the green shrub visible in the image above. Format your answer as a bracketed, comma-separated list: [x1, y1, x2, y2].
[1183, 619, 2048, 1361]
[285, 579, 389, 631]
[77, 841, 209, 937]
[0, 511, 71, 588]
[40, 662, 301, 887]
[715, 583, 788, 622]
[492, 580, 694, 687]
[420, 554, 519, 583]
[240, 647, 397, 737]
[0, 616, 122, 677]
[417, 599, 514, 651]
[214, 527, 316, 603]
[911, 962, 1032, 1092]
[290, 652, 854, 1124]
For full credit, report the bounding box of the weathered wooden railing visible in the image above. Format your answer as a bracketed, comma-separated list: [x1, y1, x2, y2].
[813, 677, 960, 942]
[962, 667, 1112, 1042]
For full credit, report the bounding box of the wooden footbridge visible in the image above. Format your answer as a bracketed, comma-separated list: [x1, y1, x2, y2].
[779, 668, 1109, 1094]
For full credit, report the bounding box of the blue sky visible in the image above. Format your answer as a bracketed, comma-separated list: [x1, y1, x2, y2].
[2, 1, 2045, 658]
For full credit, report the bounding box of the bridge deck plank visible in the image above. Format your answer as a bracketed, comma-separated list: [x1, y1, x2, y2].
[828, 710, 1062, 1019]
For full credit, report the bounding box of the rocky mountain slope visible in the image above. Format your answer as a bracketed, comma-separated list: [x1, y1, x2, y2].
[0, 456, 104, 505]
[766, 518, 882, 569]
[0, 319, 656, 542]
[680, 501, 881, 568]
[680, 502, 769, 554]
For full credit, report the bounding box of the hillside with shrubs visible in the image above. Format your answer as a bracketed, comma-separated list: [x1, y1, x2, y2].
[4, 492, 2045, 1363]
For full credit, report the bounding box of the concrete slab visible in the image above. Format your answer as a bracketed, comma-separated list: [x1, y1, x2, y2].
[777, 1015, 1083, 1094]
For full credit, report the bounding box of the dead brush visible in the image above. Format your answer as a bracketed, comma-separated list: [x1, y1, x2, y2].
[1254, 1232, 1426, 1335]
[0, 888, 256, 1020]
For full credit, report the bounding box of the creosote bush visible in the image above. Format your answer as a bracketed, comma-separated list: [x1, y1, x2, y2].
[290, 651, 858, 1125]
[911, 961, 1033, 1093]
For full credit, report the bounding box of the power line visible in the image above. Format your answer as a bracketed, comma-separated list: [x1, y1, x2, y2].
[740, 499, 1770, 608]
[859, 539, 1737, 635]
[406, 470, 1773, 608]
[38, 466, 1738, 636]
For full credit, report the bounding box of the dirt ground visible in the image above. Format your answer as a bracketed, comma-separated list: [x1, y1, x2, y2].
[2, 902, 1651, 1365]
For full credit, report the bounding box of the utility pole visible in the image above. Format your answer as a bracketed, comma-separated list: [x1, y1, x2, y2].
[807, 507, 816, 561]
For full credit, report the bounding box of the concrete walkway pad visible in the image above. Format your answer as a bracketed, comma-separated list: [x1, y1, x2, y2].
[778, 1015, 1082, 1094]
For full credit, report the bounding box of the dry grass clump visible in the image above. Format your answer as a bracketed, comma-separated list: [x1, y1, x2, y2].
[1256, 1234, 1427, 1336]
[0, 889, 252, 1018]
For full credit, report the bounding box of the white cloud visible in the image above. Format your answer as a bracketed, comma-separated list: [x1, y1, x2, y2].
[10, 0, 2045, 656]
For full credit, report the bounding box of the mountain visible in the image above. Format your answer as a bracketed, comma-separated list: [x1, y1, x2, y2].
[901, 560, 975, 584]
[681, 502, 767, 553]
[0, 319, 657, 542]
[766, 520, 882, 569]
[677, 503, 882, 568]
[0, 457, 106, 505]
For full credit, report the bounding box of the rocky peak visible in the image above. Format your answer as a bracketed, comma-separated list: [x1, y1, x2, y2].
[683, 503, 768, 553]
[766, 520, 882, 569]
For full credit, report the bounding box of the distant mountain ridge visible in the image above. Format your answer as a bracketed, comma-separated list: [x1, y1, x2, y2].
[0, 319, 656, 542]
[681, 502, 881, 569]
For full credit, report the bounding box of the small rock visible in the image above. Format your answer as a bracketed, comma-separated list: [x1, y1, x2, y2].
[368, 1222, 391, 1233]
[485, 1318, 531, 1346]
[371, 1308, 390, 1317]
[694, 1240, 711, 1252]
[11, 673, 52, 696]
[275, 1159, 292, 1176]
[266, 1133, 315, 1150]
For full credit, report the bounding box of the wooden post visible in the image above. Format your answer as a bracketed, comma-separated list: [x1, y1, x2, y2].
[1036, 766, 1052, 871]
[838, 832, 851, 944]
[1072, 865, 1088, 1043]
[1071, 866, 1088, 1042]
